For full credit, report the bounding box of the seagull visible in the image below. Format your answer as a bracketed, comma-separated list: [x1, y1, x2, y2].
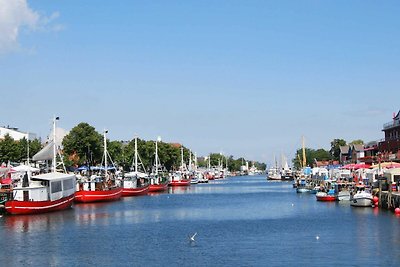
[316, 235, 320, 240]
[189, 232, 197, 242]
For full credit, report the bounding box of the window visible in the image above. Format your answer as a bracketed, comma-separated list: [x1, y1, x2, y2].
[63, 179, 74, 190]
[51, 181, 62, 193]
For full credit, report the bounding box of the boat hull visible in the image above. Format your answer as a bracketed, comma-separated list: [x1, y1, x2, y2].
[122, 185, 150, 196]
[5, 194, 75, 215]
[316, 195, 337, 201]
[169, 180, 191, 186]
[74, 187, 122, 203]
[149, 183, 169, 192]
[350, 197, 372, 207]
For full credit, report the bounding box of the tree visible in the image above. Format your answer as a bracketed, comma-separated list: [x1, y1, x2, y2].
[0, 134, 18, 163]
[62, 122, 103, 166]
[330, 139, 347, 161]
[349, 139, 364, 145]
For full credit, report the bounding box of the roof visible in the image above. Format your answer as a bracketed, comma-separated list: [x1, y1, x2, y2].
[31, 172, 75, 181]
[340, 146, 349, 154]
[352, 144, 364, 152]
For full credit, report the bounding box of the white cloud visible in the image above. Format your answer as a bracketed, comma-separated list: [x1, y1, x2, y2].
[0, 0, 61, 54]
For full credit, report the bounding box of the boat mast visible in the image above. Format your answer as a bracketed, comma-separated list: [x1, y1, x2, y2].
[189, 150, 192, 171]
[134, 135, 138, 173]
[104, 130, 108, 177]
[154, 136, 161, 176]
[52, 116, 59, 173]
[302, 136, 306, 168]
[181, 145, 184, 171]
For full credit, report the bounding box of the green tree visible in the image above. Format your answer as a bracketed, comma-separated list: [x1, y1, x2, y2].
[0, 134, 19, 163]
[62, 122, 103, 166]
[349, 139, 364, 145]
[330, 139, 347, 161]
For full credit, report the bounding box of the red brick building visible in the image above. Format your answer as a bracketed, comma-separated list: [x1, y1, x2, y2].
[378, 110, 400, 162]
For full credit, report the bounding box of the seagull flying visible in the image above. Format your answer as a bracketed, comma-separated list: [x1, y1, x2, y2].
[189, 232, 197, 242]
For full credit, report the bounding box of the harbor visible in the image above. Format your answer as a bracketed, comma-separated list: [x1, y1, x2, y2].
[1, 175, 399, 267]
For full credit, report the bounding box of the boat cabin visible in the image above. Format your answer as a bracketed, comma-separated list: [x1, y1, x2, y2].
[12, 172, 75, 202]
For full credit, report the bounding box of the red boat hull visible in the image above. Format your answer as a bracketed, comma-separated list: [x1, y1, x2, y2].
[316, 195, 337, 201]
[149, 183, 169, 192]
[122, 185, 150, 197]
[169, 179, 191, 186]
[5, 194, 75, 215]
[74, 187, 123, 203]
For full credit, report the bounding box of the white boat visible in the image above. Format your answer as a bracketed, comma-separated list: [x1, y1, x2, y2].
[267, 167, 281, 180]
[267, 156, 281, 180]
[350, 186, 373, 207]
[338, 190, 351, 201]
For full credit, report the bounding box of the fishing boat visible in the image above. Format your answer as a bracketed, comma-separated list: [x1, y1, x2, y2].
[169, 146, 190, 187]
[75, 130, 122, 203]
[350, 185, 373, 207]
[169, 172, 191, 186]
[148, 136, 169, 192]
[5, 117, 76, 215]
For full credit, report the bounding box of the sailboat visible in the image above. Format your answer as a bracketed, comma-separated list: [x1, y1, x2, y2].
[149, 136, 169, 192]
[169, 145, 191, 186]
[122, 136, 150, 196]
[74, 130, 123, 203]
[5, 116, 76, 214]
[280, 154, 294, 181]
[267, 156, 281, 180]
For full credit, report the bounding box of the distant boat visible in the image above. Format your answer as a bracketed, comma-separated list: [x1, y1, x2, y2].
[267, 156, 281, 180]
[169, 146, 190, 187]
[148, 136, 169, 192]
[75, 130, 122, 203]
[5, 117, 76, 214]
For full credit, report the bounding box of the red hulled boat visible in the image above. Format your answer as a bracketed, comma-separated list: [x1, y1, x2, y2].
[122, 184, 150, 196]
[74, 185, 122, 203]
[149, 182, 169, 192]
[169, 178, 190, 187]
[316, 192, 337, 202]
[5, 172, 76, 215]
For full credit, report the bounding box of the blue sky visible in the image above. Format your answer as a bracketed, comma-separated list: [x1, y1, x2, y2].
[1, 0, 400, 165]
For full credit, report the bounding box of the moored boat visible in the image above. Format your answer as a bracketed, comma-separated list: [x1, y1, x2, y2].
[350, 185, 373, 207]
[74, 176, 122, 203]
[316, 190, 337, 201]
[5, 117, 76, 215]
[74, 130, 122, 203]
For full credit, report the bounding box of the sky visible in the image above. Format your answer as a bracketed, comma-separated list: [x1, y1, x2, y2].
[1, 0, 400, 166]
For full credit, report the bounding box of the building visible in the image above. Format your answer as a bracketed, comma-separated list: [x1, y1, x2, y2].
[378, 110, 400, 162]
[339, 145, 350, 164]
[0, 126, 37, 141]
[359, 141, 379, 164]
[339, 144, 365, 164]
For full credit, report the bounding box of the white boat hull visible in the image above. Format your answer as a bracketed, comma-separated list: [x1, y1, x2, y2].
[350, 197, 372, 207]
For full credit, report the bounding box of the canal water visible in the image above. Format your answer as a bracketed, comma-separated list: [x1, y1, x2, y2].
[1, 175, 399, 266]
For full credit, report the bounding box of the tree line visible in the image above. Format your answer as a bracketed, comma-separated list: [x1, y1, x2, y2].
[0, 122, 266, 172]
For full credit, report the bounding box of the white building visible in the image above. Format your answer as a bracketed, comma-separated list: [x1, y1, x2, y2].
[0, 126, 36, 141]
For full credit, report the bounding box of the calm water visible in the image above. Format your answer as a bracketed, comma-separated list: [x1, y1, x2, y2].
[1, 175, 400, 267]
